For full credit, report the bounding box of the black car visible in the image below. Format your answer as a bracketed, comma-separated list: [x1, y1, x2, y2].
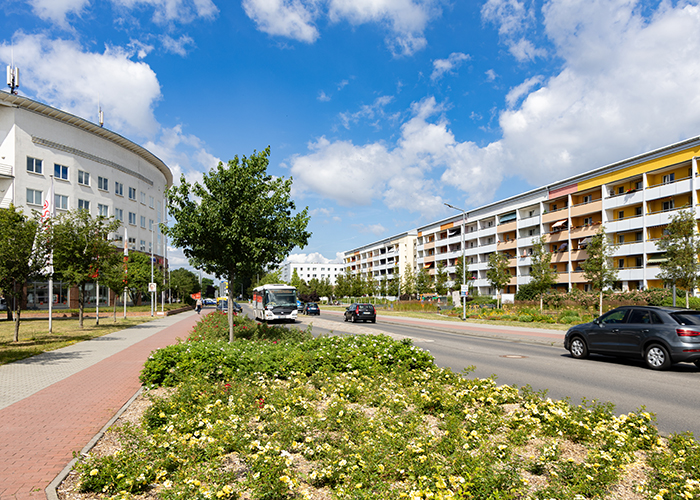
[232, 301, 243, 313]
[564, 305, 700, 370]
[303, 303, 320, 315]
[344, 303, 376, 323]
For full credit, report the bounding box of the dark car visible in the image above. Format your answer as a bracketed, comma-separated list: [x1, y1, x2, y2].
[303, 302, 320, 315]
[564, 305, 700, 370]
[344, 303, 376, 323]
[232, 301, 243, 313]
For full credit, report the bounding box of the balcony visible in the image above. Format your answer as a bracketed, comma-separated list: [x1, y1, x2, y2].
[518, 255, 532, 266]
[479, 225, 497, 237]
[508, 258, 518, 267]
[543, 207, 568, 224]
[497, 221, 517, 233]
[508, 276, 518, 286]
[547, 230, 569, 243]
[569, 249, 589, 262]
[569, 272, 586, 283]
[517, 215, 540, 229]
[616, 268, 644, 281]
[646, 177, 692, 201]
[551, 251, 569, 263]
[498, 239, 517, 251]
[556, 272, 570, 284]
[645, 210, 676, 228]
[605, 216, 643, 234]
[570, 199, 603, 217]
[569, 224, 601, 238]
[613, 242, 644, 256]
[604, 189, 644, 209]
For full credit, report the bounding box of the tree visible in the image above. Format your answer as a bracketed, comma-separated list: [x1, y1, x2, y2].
[52, 209, 121, 327]
[486, 252, 511, 308]
[169, 267, 200, 303]
[581, 226, 619, 315]
[334, 269, 352, 298]
[657, 209, 700, 308]
[290, 268, 303, 289]
[529, 235, 557, 311]
[121, 251, 164, 304]
[164, 147, 311, 341]
[416, 267, 433, 295]
[255, 269, 283, 288]
[402, 266, 417, 298]
[434, 262, 448, 295]
[0, 205, 49, 341]
[98, 246, 130, 321]
[453, 256, 469, 292]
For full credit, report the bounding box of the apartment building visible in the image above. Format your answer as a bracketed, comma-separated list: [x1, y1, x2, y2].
[344, 135, 700, 296]
[0, 91, 172, 307]
[343, 230, 418, 284]
[279, 261, 344, 285]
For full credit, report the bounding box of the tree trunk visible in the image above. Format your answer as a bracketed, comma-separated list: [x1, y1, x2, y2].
[78, 284, 85, 328]
[228, 285, 234, 343]
[539, 295, 543, 312]
[686, 290, 690, 309]
[598, 291, 603, 317]
[113, 300, 118, 322]
[13, 306, 20, 342]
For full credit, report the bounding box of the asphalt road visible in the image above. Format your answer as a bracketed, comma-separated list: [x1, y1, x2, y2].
[290, 308, 700, 438]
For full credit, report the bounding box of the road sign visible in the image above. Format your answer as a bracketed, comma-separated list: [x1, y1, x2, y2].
[460, 284, 469, 297]
[148, 282, 157, 292]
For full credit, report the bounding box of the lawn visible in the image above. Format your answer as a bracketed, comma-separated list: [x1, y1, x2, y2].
[0, 307, 178, 365]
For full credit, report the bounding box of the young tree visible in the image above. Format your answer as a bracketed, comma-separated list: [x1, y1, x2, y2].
[581, 226, 619, 315]
[52, 209, 121, 327]
[0, 205, 49, 341]
[334, 269, 352, 298]
[486, 252, 511, 308]
[402, 266, 417, 298]
[378, 276, 388, 297]
[255, 269, 283, 287]
[434, 261, 448, 295]
[169, 267, 200, 302]
[290, 268, 303, 289]
[416, 267, 433, 295]
[453, 256, 469, 292]
[165, 147, 311, 341]
[98, 246, 130, 321]
[657, 209, 700, 308]
[121, 251, 164, 305]
[530, 235, 557, 311]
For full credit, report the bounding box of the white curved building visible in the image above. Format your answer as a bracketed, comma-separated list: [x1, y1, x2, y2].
[0, 91, 172, 307]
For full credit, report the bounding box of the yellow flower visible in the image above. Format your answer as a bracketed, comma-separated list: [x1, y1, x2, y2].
[89, 469, 99, 476]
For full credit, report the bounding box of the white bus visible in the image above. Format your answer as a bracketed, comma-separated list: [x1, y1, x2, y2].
[252, 284, 298, 322]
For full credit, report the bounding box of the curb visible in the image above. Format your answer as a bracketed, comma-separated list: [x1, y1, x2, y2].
[46, 387, 144, 500]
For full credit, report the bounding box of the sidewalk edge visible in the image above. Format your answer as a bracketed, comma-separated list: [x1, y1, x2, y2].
[45, 386, 144, 500]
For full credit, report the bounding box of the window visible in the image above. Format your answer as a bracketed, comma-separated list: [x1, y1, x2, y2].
[529, 210, 535, 217]
[97, 203, 108, 217]
[635, 180, 643, 190]
[635, 232, 643, 241]
[115, 181, 124, 196]
[618, 258, 625, 269]
[618, 210, 625, 219]
[635, 206, 642, 216]
[140, 240, 146, 252]
[140, 215, 146, 228]
[582, 195, 592, 204]
[128, 212, 136, 225]
[618, 187, 624, 194]
[54, 164, 68, 180]
[636, 257, 643, 267]
[140, 191, 146, 204]
[148, 219, 154, 231]
[55, 194, 68, 210]
[663, 173, 675, 184]
[128, 237, 136, 249]
[584, 217, 593, 226]
[78, 170, 90, 186]
[618, 235, 625, 244]
[78, 199, 90, 212]
[128, 187, 136, 200]
[27, 157, 43, 174]
[149, 196, 154, 209]
[26, 188, 42, 205]
[98, 176, 109, 191]
[663, 200, 675, 212]
[115, 208, 123, 221]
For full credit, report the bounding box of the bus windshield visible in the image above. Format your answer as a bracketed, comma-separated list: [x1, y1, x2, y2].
[265, 290, 296, 307]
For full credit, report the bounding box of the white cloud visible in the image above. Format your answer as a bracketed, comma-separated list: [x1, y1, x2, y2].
[27, 0, 89, 26]
[481, 0, 545, 62]
[113, 0, 219, 24]
[160, 34, 195, 55]
[241, 0, 320, 43]
[353, 223, 386, 236]
[505, 75, 542, 108]
[318, 90, 331, 102]
[447, 0, 700, 192]
[286, 252, 335, 263]
[430, 52, 470, 81]
[0, 33, 161, 138]
[485, 69, 497, 82]
[242, 0, 440, 55]
[339, 95, 394, 129]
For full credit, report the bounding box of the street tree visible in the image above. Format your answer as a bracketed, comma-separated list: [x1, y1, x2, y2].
[52, 209, 121, 327]
[0, 205, 49, 341]
[255, 269, 283, 288]
[453, 256, 469, 292]
[121, 251, 164, 305]
[657, 209, 700, 308]
[334, 269, 352, 298]
[169, 267, 200, 303]
[164, 147, 311, 341]
[581, 226, 619, 315]
[98, 246, 130, 321]
[290, 268, 303, 289]
[486, 252, 511, 308]
[402, 266, 417, 298]
[434, 261, 448, 295]
[416, 267, 433, 295]
[530, 235, 557, 311]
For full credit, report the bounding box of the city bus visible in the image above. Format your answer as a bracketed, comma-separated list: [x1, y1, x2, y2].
[252, 284, 298, 322]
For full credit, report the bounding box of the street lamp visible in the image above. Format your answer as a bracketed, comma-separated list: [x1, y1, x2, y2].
[444, 202, 467, 321]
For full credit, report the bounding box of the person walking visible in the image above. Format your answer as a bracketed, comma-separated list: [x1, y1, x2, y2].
[196, 297, 202, 314]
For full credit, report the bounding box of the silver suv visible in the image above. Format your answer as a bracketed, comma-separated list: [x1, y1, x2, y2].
[564, 305, 700, 370]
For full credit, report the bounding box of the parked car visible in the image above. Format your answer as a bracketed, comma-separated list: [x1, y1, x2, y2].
[297, 300, 304, 312]
[203, 298, 216, 305]
[232, 301, 243, 313]
[303, 303, 320, 315]
[344, 303, 376, 323]
[564, 305, 700, 370]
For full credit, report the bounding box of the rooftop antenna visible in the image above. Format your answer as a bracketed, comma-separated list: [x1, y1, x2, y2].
[98, 97, 104, 127]
[6, 49, 19, 95]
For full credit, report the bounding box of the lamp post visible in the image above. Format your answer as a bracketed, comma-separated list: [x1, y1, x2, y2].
[444, 203, 467, 321]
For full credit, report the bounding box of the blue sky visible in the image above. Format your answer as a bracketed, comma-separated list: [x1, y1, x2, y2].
[3, 0, 700, 273]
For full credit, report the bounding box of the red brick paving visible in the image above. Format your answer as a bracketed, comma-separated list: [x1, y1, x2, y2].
[0, 312, 204, 499]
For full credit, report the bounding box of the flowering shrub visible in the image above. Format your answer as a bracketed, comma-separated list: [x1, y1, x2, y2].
[75, 326, 700, 499]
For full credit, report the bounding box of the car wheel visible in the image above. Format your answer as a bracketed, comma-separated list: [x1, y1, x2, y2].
[569, 337, 588, 359]
[352, 315, 357, 323]
[694, 360, 700, 369]
[371, 318, 376, 323]
[645, 344, 671, 370]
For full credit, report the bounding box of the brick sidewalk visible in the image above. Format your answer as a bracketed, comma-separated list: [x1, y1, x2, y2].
[0, 311, 204, 499]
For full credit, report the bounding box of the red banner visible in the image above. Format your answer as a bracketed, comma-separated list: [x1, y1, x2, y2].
[190, 292, 202, 300]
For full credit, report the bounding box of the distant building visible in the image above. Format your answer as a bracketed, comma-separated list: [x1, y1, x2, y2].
[343, 230, 418, 284]
[279, 261, 344, 285]
[0, 91, 172, 307]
